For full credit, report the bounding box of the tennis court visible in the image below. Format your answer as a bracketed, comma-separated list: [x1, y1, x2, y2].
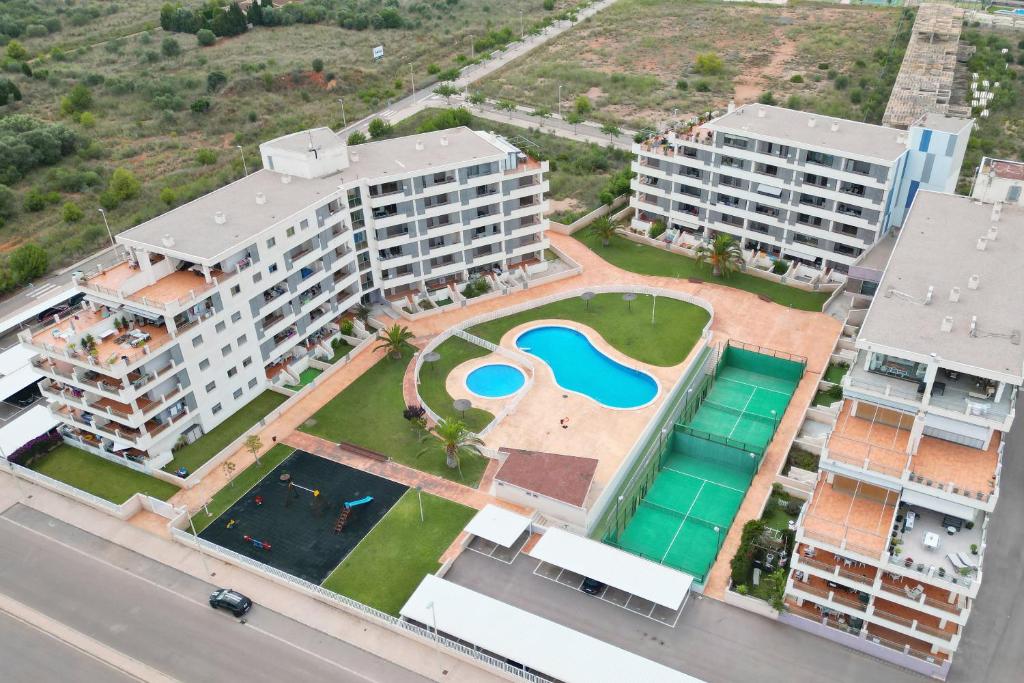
[610, 344, 805, 582]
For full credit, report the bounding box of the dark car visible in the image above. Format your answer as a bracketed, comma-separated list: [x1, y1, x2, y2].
[209, 588, 252, 617]
[580, 577, 605, 595]
[36, 303, 71, 322]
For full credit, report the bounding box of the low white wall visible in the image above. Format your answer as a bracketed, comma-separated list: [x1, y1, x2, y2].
[548, 195, 629, 235]
[722, 587, 780, 619]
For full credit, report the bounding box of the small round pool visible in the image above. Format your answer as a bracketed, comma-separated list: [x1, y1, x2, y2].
[466, 364, 525, 398]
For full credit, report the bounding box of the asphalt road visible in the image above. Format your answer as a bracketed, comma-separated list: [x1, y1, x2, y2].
[0, 611, 134, 683]
[0, 246, 119, 324]
[0, 505, 427, 683]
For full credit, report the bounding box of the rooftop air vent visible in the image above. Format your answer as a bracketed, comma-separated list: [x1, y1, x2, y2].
[896, 132, 907, 144]
[807, 117, 817, 128]
[281, 175, 292, 185]
[968, 274, 981, 290]
[214, 211, 226, 225]
[757, 107, 766, 118]
[924, 285, 934, 305]
[255, 192, 266, 205]
[351, 151, 360, 162]
[949, 286, 961, 303]
[941, 316, 954, 333]
[830, 122, 840, 132]
[987, 225, 999, 241]
[991, 203, 1002, 222]
[161, 234, 175, 248]
[440, 135, 449, 147]
[727, 100, 736, 113]
[976, 237, 988, 251]
[970, 316, 978, 337]
[415, 140, 424, 151]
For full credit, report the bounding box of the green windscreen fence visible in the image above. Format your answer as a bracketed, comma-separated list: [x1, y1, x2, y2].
[719, 343, 806, 384]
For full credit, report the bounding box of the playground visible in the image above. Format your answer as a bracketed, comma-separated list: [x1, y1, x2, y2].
[199, 450, 408, 583]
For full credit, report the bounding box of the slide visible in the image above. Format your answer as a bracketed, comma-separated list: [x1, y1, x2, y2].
[344, 496, 374, 509]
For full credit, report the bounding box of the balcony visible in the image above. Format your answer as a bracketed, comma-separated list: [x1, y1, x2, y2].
[81, 260, 223, 313]
[878, 575, 964, 619]
[794, 544, 878, 586]
[799, 475, 898, 560]
[871, 596, 959, 644]
[926, 370, 1015, 425]
[823, 401, 912, 480]
[889, 503, 984, 590]
[843, 356, 923, 408]
[906, 433, 1000, 506]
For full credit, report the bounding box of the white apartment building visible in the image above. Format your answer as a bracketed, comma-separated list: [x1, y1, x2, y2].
[21, 126, 548, 469]
[630, 105, 970, 273]
[783, 192, 1020, 678]
[970, 156, 1024, 205]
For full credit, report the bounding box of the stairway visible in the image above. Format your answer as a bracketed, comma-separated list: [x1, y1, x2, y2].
[333, 507, 351, 534]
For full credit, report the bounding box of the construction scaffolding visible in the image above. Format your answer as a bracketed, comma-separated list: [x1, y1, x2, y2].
[882, 3, 966, 129]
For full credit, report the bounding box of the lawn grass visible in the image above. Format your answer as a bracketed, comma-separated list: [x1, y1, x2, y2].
[321, 489, 475, 615]
[300, 345, 488, 487]
[575, 231, 830, 312]
[189, 444, 295, 534]
[417, 336, 494, 433]
[824, 362, 849, 384]
[162, 391, 288, 474]
[468, 293, 710, 367]
[329, 341, 354, 363]
[30, 444, 179, 504]
[285, 367, 323, 391]
[813, 387, 844, 407]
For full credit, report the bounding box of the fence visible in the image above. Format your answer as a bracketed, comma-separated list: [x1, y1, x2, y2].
[169, 528, 546, 683]
[547, 195, 629, 235]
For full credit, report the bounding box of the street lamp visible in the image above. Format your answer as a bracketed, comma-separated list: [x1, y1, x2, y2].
[236, 145, 248, 177]
[416, 485, 424, 523]
[426, 601, 439, 641]
[410, 67, 416, 101]
[337, 97, 347, 129]
[187, 508, 215, 577]
[466, 35, 475, 60]
[97, 208, 115, 248]
[615, 494, 624, 541]
[520, 9, 525, 40]
[557, 84, 564, 119]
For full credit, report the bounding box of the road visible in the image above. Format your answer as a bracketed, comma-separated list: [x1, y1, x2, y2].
[0, 504, 427, 683]
[0, 246, 120, 326]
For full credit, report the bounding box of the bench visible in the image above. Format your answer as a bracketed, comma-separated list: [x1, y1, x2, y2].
[337, 440, 389, 462]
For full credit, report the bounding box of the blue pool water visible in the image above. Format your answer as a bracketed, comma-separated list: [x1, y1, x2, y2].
[515, 326, 658, 409]
[466, 364, 526, 398]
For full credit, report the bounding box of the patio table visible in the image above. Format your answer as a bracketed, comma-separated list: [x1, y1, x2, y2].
[923, 532, 940, 550]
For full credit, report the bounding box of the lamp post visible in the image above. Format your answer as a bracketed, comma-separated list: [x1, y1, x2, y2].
[615, 494, 624, 541]
[466, 35, 475, 60]
[236, 145, 249, 177]
[187, 509, 215, 577]
[97, 208, 115, 248]
[557, 84, 564, 119]
[410, 67, 416, 101]
[337, 97, 347, 129]
[520, 9, 525, 40]
[651, 294, 657, 325]
[426, 601, 439, 642]
[416, 485, 424, 523]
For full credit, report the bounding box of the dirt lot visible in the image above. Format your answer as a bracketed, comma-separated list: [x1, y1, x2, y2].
[476, 0, 911, 128]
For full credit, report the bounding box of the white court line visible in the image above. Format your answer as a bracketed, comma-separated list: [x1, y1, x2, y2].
[718, 374, 793, 399]
[661, 466, 747, 495]
[727, 390, 758, 440]
[660, 480, 705, 564]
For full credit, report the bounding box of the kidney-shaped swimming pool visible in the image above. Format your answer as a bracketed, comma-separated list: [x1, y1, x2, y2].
[515, 326, 658, 409]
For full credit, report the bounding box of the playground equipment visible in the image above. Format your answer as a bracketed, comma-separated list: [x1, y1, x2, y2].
[283, 476, 321, 509]
[243, 535, 272, 551]
[333, 496, 374, 534]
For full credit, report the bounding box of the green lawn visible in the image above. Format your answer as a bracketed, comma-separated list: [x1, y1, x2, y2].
[824, 362, 850, 384]
[321, 489, 475, 615]
[574, 232, 830, 312]
[468, 293, 710, 367]
[189, 444, 295, 534]
[300, 345, 488, 487]
[329, 341, 354, 363]
[30, 445, 180, 504]
[813, 387, 844, 407]
[285, 368, 323, 391]
[417, 336, 495, 433]
[162, 391, 288, 474]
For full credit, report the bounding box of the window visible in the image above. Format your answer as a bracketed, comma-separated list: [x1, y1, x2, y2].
[806, 151, 834, 167]
[212, 403, 222, 414]
[199, 359, 210, 371]
[300, 219, 309, 230]
[267, 237, 276, 248]
[242, 356, 252, 368]
[269, 263, 278, 273]
[231, 312, 242, 323]
[848, 160, 872, 175]
[248, 378, 258, 389]
[221, 344, 231, 357]
[230, 284, 241, 296]
[237, 334, 247, 346]
[233, 388, 243, 399]
[192, 335, 204, 348]
[215, 321, 226, 333]
[722, 135, 750, 150]
[286, 227, 295, 237]
[252, 272, 262, 284]
[205, 381, 216, 392]
[227, 367, 237, 378]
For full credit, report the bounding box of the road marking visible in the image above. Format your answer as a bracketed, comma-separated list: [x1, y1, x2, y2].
[0, 515, 386, 683]
[0, 591, 175, 682]
[25, 283, 59, 299]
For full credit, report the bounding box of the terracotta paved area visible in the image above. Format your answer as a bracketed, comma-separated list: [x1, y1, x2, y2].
[802, 476, 898, 559]
[827, 401, 912, 478]
[911, 432, 1000, 497]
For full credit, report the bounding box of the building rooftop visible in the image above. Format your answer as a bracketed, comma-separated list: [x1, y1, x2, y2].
[916, 113, 973, 135]
[495, 447, 598, 508]
[858, 192, 1024, 381]
[263, 126, 340, 156]
[709, 104, 908, 161]
[981, 157, 1024, 181]
[341, 126, 507, 180]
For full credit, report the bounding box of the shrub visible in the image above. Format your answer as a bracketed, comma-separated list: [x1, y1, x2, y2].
[367, 117, 392, 138]
[834, 75, 849, 90]
[60, 84, 93, 116]
[694, 52, 724, 75]
[339, 319, 355, 335]
[649, 219, 667, 239]
[23, 189, 59, 212]
[849, 89, 863, 104]
[62, 202, 84, 223]
[5, 431, 60, 467]
[676, 79, 688, 91]
[190, 98, 211, 113]
[79, 111, 97, 128]
[9, 243, 48, 283]
[0, 184, 15, 222]
[108, 167, 140, 202]
[403, 405, 426, 420]
[730, 520, 766, 585]
[818, 62, 830, 70]
[162, 37, 181, 58]
[789, 74, 803, 83]
[312, 58, 324, 73]
[785, 95, 801, 109]
[462, 277, 491, 298]
[160, 187, 177, 206]
[574, 95, 592, 115]
[6, 41, 28, 62]
[0, 78, 22, 106]
[544, 0, 555, 9]
[196, 29, 216, 47]
[426, 63, 440, 75]
[347, 131, 367, 145]
[206, 71, 227, 92]
[695, 80, 711, 92]
[758, 91, 777, 105]
[195, 148, 217, 165]
[771, 259, 789, 274]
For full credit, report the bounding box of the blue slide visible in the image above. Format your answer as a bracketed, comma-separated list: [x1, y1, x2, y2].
[344, 496, 373, 509]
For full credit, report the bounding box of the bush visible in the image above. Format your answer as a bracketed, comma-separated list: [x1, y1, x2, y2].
[574, 95, 592, 115]
[462, 277, 491, 298]
[108, 167, 140, 203]
[649, 219, 667, 239]
[5, 431, 60, 467]
[834, 75, 849, 90]
[426, 63, 440, 75]
[206, 71, 227, 92]
[758, 91, 776, 105]
[0, 184, 15, 222]
[694, 52, 724, 75]
[789, 74, 803, 83]
[544, 0, 555, 9]
[190, 97, 211, 113]
[195, 148, 217, 165]
[0, 78, 22, 106]
[312, 58, 324, 73]
[771, 259, 789, 275]
[339, 319, 355, 335]
[849, 89, 863, 104]
[695, 80, 711, 92]
[730, 520, 766, 585]
[676, 79, 688, 91]
[818, 62, 830, 70]
[62, 202, 84, 223]
[23, 188, 58, 212]
[79, 111, 97, 128]
[162, 37, 181, 58]
[160, 187, 176, 206]
[196, 29, 216, 47]
[5, 41, 28, 62]
[347, 131, 367, 145]
[60, 84, 93, 116]
[8, 243, 48, 283]
[367, 117, 392, 138]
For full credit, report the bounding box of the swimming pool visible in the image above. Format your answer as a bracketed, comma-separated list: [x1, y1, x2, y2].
[466, 363, 526, 398]
[515, 326, 658, 409]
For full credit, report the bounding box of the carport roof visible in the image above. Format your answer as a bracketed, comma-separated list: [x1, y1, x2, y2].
[530, 528, 693, 610]
[400, 575, 700, 683]
[464, 504, 531, 548]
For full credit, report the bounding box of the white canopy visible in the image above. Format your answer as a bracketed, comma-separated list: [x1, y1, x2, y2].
[530, 528, 692, 610]
[0, 405, 58, 456]
[901, 488, 977, 521]
[464, 504, 531, 547]
[401, 575, 701, 683]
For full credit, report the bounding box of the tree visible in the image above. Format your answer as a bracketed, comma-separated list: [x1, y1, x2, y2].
[5, 40, 28, 62]
[8, 244, 48, 284]
[566, 111, 583, 133]
[60, 84, 93, 116]
[695, 232, 744, 278]
[600, 122, 621, 143]
[160, 187, 177, 206]
[496, 98, 516, 119]
[374, 324, 414, 359]
[0, 79, 22, 106]
[347, 131, 367, 145]
[196, 29, 216, 47]
[418, 418, 483, 472]
[312, 58, 324, 73]
[0, 184, 16, 224]
[574, 95, 592, 116]
[694, 52, 724, 75]
[222, 459, 237, 485]
[434, 83, 460, 104]
[588, 216, 616, 247]
[206, 71, 227, 92]
[161, 37, 181, 58]
[79, 112, 96, 128]
[190, 97, 211, 113]
[367, 117, 392, 139]
[468, 91, 486, 107]
[244, 434, 263, 464]
[62, 202, 83, 223]
[109, 167, 141, 202]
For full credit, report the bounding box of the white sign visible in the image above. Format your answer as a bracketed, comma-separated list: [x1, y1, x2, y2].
[372, 45, 384, 61]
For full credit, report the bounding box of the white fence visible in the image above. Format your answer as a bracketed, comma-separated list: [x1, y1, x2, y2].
[548, 194, 629, 235]
[169, 528, 545, 683]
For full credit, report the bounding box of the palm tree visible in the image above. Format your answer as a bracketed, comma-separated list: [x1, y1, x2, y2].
[374, 323, 414, 359]
[695, 232, 744, 278]
[419, 418, 483, 472]
[589, 216, 616, 247]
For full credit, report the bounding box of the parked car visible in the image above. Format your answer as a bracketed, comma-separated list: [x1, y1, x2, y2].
[36, 303, 70, 322]
[209, 588, 252, 617]
[580, 577, 605, 595]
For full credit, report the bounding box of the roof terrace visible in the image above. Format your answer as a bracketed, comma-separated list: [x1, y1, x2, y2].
[800, 475, 899, 560]
[825, 400, 912, 479]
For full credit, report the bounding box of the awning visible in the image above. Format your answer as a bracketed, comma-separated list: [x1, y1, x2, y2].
[923, 413, 989, 443]
[783, 246, 821, 262]
[529, 528, 692, 610]
[901, 488, 977, 521]
[756, 183, 783, 198]
[120, 305, 163, 323]
[464, 504, 531, 547]
[0, 404, 58, 456]
[400, 576, 700, 683]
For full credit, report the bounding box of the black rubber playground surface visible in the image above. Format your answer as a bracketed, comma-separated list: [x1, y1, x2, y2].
[199, 450, 407, 583]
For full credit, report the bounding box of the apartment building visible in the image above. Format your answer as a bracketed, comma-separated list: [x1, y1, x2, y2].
[22, 126, 548, 469]
[630, 104, 970, 273]
[783, 192, 1020, 677]
[970, 156, 1024, 205]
